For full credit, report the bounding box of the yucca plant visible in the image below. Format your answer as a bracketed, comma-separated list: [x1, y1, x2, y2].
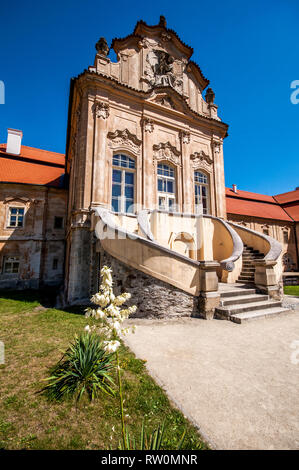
[118, 421, 186, 450]
[39, 332, 115, 402]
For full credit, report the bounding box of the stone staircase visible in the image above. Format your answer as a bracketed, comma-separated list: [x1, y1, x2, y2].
[215, 284, 291, 324]
[236, 244, 264, 284]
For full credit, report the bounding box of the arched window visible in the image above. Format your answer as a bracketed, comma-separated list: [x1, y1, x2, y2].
[157, 163, 176, 211]
[194, 171, 209, 214]
[111, 154, 135, 214]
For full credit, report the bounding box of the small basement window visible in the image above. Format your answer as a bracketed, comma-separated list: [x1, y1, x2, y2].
[8, 207, 24, 228]
[52, 258, 58, 270]
[3, 256, 20, 274]
[54, 217, 63, 229]
[263, 228, 269, 236]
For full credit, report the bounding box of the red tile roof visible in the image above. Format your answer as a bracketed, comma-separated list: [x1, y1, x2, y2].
[0, 143, 65, 166]
[226, 187, 294, 222]
[225, 187, 276, 203]
[0, 144, 65, 188]
[273, 189, 299, 204]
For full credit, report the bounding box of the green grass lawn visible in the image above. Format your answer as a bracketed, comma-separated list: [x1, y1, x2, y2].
[0, 290, 207, 450]
[284, 285, 299, 296]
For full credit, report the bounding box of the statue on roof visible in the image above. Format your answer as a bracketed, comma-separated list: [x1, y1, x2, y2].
[95, 37, 109, 56]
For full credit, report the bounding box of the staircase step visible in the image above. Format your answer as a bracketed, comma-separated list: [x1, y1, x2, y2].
[220, 294, 269, 306]
[230, 307, 292, 324]
[215, 300, 283, 316]
[242, 268, 255, 272]
[220, 288, 257, 298]
[236, 279, 255, 284]
[238, 276, 255, 282]
[240, 274, 255, 278]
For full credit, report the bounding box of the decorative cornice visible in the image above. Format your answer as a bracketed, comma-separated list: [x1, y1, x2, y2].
[75, 71, 229, 136]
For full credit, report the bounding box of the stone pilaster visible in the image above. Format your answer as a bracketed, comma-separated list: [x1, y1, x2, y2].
[212, 139, 226, 219]
[141, 118, 154, 209]
[179, 130, 192, 213]
[92, 100, 109, 206]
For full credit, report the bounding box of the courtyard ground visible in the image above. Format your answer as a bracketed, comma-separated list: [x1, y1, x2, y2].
[0, 290, 206, 450]
[125, 308, 299, 450]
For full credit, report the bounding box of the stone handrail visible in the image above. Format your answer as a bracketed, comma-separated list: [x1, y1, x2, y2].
[228, 221, 282, 262]
[203, 215, 243, 271]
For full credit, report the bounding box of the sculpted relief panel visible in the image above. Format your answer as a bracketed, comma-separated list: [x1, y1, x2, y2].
[143, 49, 184, 94]
[107, 129, 142, 156]
[153, 141, 181, 167]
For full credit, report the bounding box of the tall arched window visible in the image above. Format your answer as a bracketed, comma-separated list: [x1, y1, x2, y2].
[194, 171, 209, 214]
[157, 163, 176, 211]
[111, 154, 135, 213]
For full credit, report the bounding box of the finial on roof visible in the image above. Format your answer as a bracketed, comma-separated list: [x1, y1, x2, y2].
[159, 15, 167, 28]
[205, 87, 215, 104]
[95, 37, 109, 56]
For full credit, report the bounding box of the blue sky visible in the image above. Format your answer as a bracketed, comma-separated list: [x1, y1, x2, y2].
[0, 0, 298, 195]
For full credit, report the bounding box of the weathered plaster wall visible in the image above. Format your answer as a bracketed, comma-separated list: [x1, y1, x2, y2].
[0, 183, 67, 289]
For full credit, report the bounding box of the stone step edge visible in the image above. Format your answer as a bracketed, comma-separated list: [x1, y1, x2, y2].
[215, 300, 282, 315]
[229, 307, 292, 323]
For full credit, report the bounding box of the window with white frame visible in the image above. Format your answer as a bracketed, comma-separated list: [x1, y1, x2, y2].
[8, 207, 24, 228]
[3, 256, 20, 274]
[194, 171, 209, 214]
[111, 154, 135, 214]
[157, 163, 176, 211]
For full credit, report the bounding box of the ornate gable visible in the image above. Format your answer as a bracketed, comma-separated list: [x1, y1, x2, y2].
[90, 17, 218, 118]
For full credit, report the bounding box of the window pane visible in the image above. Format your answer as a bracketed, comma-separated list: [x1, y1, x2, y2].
[125, 199, 134, 213]
[158, 178, 163, 191]
[17, 219, 23, 227]
[112, 184, 121, 197]
[125, 186, 134, 199]
[202, 186, 207, 196]
[167, 180, 174, 193]
[125, 172, 134, 185]
[112, 169, 121, 183]
[10, 208, 17, 215]
[10, 216, 16, 225]
[111, 198, 119, 212]
[18, 208, 24, 215]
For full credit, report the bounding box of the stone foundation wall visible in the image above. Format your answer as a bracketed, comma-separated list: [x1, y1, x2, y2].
[99, 248, 199, 319]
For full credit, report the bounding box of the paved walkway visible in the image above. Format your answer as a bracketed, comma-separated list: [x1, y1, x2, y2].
[125, 309, 299, 449]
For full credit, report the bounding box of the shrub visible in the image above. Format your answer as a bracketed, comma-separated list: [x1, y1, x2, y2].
[39, 333, 115, 402]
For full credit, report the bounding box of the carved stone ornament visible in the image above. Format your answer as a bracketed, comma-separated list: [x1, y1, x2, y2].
[153, 141, 181, 166]
[179, 130, 190, 144]
[190, 151, 213, 171]
[107, 129, 142, 155]
[94, 101, 110, 119]
[143, 49, 183, 94]
[141, 118, 154, 133]
[212, 141, 221, 153]
[153, 95, 175, 109]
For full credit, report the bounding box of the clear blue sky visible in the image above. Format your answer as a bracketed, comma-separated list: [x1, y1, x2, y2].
[0, 0, 298, 195]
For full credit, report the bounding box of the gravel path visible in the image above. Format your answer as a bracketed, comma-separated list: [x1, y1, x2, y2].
[124, 309, 299, 449]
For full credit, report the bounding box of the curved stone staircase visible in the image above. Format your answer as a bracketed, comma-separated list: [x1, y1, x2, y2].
[236, 244, 264, 284]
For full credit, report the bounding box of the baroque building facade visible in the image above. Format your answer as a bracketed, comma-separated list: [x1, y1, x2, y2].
[0, 17, 298, 317]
